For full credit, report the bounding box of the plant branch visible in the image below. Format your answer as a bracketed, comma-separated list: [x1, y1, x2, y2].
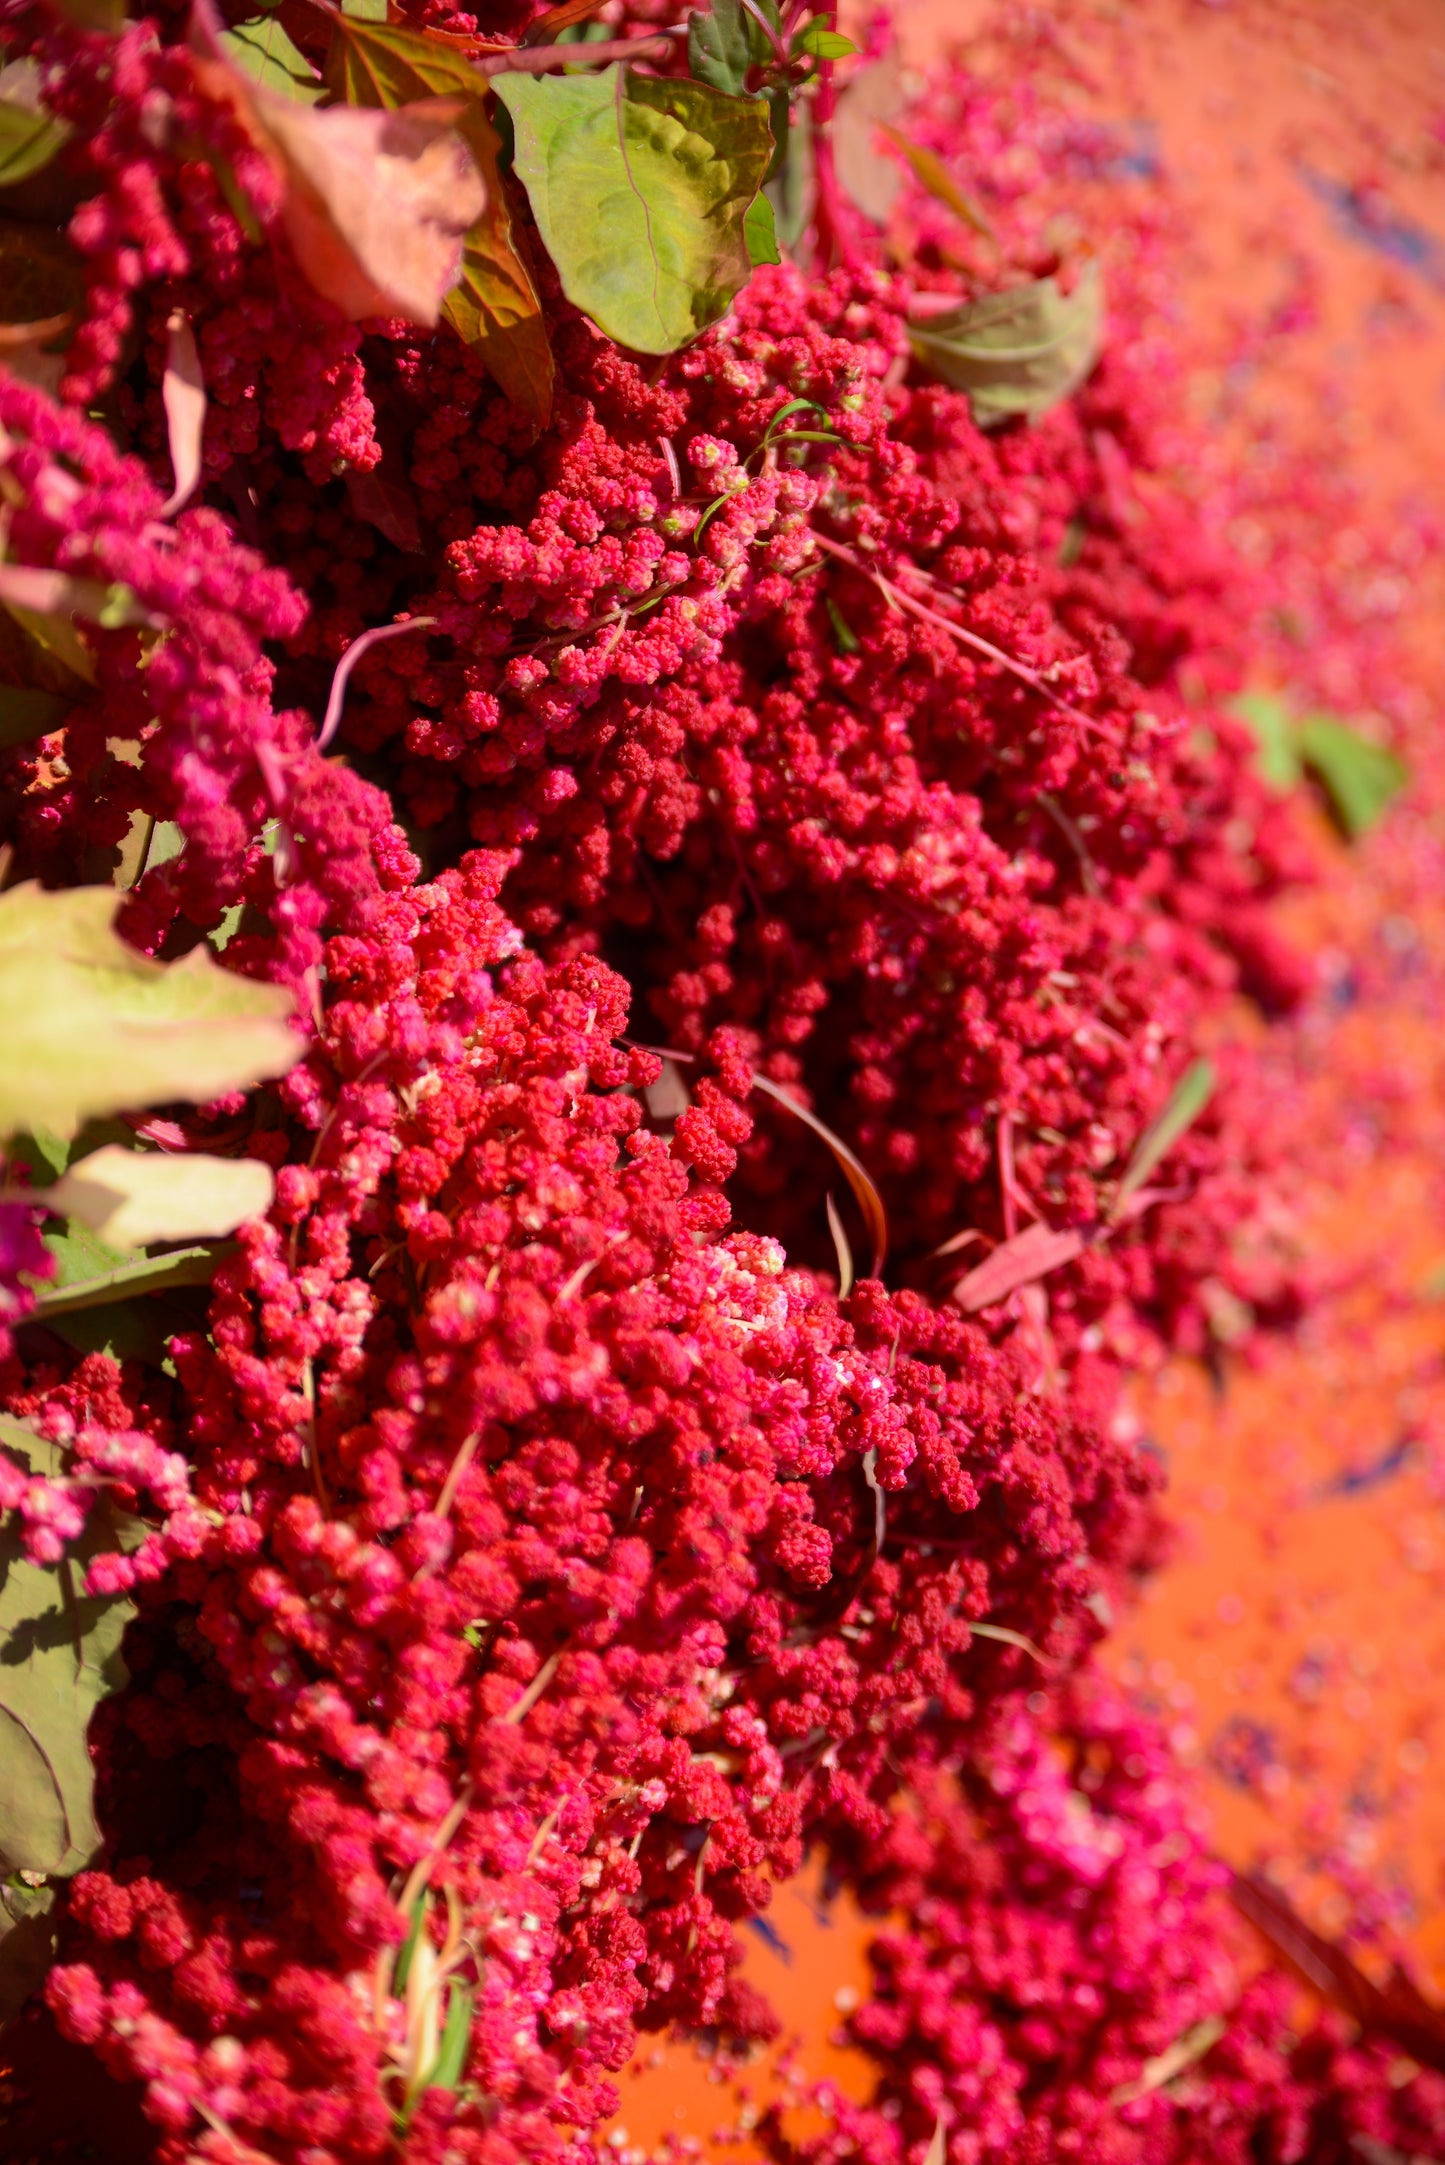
[475, 35, 673, 76]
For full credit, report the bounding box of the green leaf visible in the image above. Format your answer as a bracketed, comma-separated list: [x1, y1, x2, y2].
[0, 1422, 141, 1881]
[790, 17, 856, 59]
[46, 1146, 273, 1250]
[494, 64, 773, 355]
[826, 595, 859, 653]
[908, 262, 1105, 427]
[744, 188, 780, 266]
[341, 0, 389, 16]
[0, 882, 298, 1139]
[1230, 691, 1303, 792]
[1114, 1057, 1216, 1213]
[327, 15, 555, 426]
[688, 0, 753, 96]
[427, 1978, 474, 2092]
[221, 14, 324, 103]
[0, 64, 71, 188]
[34, 1243, 223, 1319]
[0, 1874, 59, 2026]
[1298, 712, 1408, 838]
[0, 686, 74, 750]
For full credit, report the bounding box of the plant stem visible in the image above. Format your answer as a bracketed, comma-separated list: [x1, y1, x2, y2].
[475, 34, 672, 75]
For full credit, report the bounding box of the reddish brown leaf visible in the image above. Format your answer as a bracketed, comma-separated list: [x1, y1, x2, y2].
[159, 309, 206, 518]
[951, 1219, 1088, 1312]
[523, 0, 608, 43]
[189, 0, 485, 328]
[345, 463, 422, 552]
[1229, 1871, 1445, 2074]
[326, 12, 553, 425]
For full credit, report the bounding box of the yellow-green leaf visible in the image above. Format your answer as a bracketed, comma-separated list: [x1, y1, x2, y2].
[1114, 1057, 1216, 1213]
[0, 62, 71, 188]
[909, 263, 1105, 427]
[34, 1241, 222, 1318]
[0, 1874, 59, 2026]
[0, 1422, 141, 1881]
[494, 64, 773, 355]
[0, 685, 74, 748]
[0, 882, 299, 1139]
[326, 14, 554, 425]
[1231, 691, 1303, 792]
[221, 13, 324, 102]
[45, 1145, 274, 1250]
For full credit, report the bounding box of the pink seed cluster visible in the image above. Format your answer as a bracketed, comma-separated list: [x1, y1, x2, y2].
[0, 4, 1438, 2164]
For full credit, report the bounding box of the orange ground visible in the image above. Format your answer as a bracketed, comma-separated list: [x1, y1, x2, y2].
[602, 4, 1445, 2156]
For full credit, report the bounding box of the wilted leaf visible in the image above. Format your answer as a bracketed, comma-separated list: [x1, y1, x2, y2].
[951, 1219, 1088, 1311]
[1113, 1057, 1215, 1214]
[221, 11, 324, 102]
[1298, 711, 1408, 838]
[45, 1146, 274, 1250]
[327, 13, 553, 424]
[47, 0, 124, 28]
[0, 219, 83, 333]
[878, 125, 994, 237]
[1231, 690, 1303, 792]
[159, 309, 206, 518]
[909, 263, 1105, 427]
[0, 686, 74, 749]
[525, 0, 608, 39]
[831, 48, 905, 225]
[1110, 2017, 1226, 2105]
[0, 564, 150, 633]
[750, 1071, 887, 1275]
[495, 64, 773, 355]
[190, 0, 485, 328]
[0, 881, 299, 1138]
[346, 461, 423, 551]
[0, 61, 71, 187]
[0, 1422, 141, 1882]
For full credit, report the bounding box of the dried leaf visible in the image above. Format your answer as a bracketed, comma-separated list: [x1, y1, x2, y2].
[909, 263, 1105, 427]
[494, 64, 773, 355]
[825, 1190, 854, 1298]
[189, 0, 485, 328]
[750, 1071, 887, 1276]
[878, 124, 994, 237]
[159, 309, 206, 518]
[1298, 712, 1408, 838]
[0, 1421, 141, 1882]
[969, 1620, 1050, 1663]
[831, 48, 905, 225]
[327, 13, 553, 424]
[220, 11, 324, 102]
[0, 563, 150, 632]
[45, 1146, 274, 1251]
[1110, 2016, 1226, 2104]
[0, 881, 299, 1139]
[0, 61, 71, 187]
[1113, 1058, 1215, 1214]
[0, 219, 84, 332]
[951, 1219, 1088, 1311]
[47, 0, 124, 29]
[922, 2113, 947, 2165]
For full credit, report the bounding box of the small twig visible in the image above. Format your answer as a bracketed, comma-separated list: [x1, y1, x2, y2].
[317, 617, 436, 753]
[502, 1649, 561, 1725]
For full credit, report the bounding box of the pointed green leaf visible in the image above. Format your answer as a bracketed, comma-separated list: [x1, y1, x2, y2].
[1115, 1058, 1216, 1212]
[427, 1978, 474, 2093]
[341, 0, 389, 17]
[1298, 712, 1408, 838]
[494, 64, 773, 355]
[0, 64, 71, 188]
[327, 15, 554, 425]
[221, 14, 324, 103]
[745, 188, 780, 266]
[0, 1423, 141, 1880]
[909, 263, 1105, 427]
[790, 18, 856, 59]
[0, 882, 298, 1139]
